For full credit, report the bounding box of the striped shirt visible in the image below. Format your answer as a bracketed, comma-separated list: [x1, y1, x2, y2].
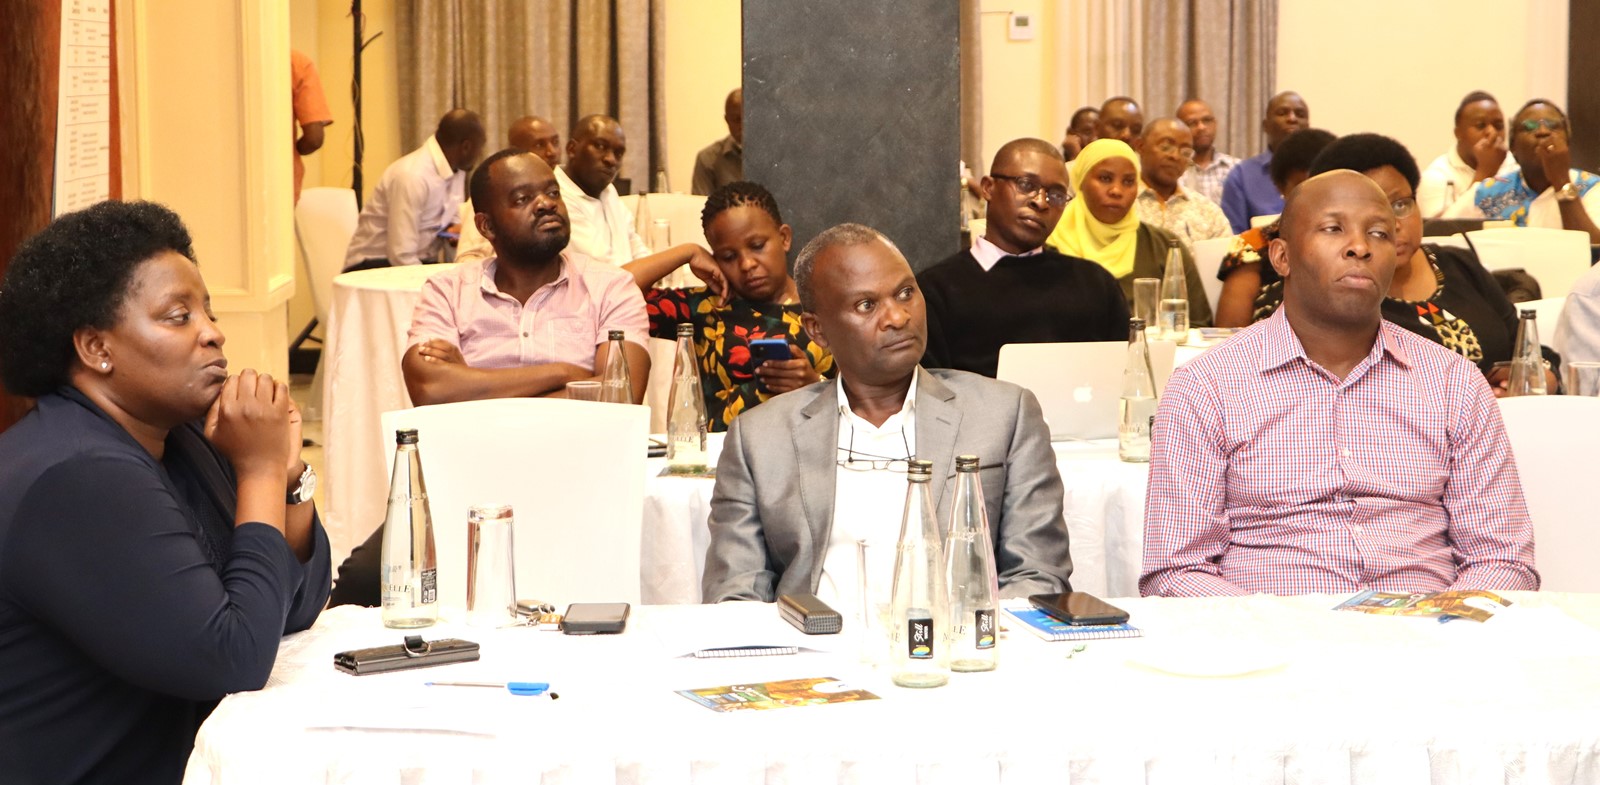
[1141, 308, 1538, 597]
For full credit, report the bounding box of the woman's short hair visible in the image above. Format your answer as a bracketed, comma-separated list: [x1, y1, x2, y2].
[1268, 128, 1337, 190]
[1308, 133, 1421, 192]
[701, 181, 783, 231]
[0, 200, 195, 397]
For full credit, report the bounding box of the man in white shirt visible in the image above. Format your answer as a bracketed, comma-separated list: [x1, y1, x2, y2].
[1136, 118, 1231, 251]
[1441, 99, 1600, 243]
[1416, 91, 1515, 218]
[1176, 99, 1239, 206]
[701, 223, 1072, 607]
[344, 109, 486, 271]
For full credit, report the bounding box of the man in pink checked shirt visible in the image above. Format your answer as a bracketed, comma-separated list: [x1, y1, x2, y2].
[1141, 170, 1538, 597]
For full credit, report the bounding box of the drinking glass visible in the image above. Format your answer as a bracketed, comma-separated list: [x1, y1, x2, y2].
[465, 505, 518, 628]
[650, 219, 672, 254]
[1132, 278, 1160, 336]
[856, 538, 891, 666]
[1565, 361, 1600, 396]
[565, 380, 603, 401]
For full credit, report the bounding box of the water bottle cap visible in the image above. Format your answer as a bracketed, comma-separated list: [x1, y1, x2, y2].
[396, 428, 419, 445]
[677, 323, 694, 337]
[1129, 317, 1145, 330]
[907, 458, 933, 479]
[1519, 309, 1536, 319]
[608, 329, 625, 340]
[955, 455, 981, 471]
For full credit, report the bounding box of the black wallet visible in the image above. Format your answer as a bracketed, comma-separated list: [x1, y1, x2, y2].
[333, 635, 480, 675]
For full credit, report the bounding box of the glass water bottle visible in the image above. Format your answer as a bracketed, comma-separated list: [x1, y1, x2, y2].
[1158, 246, 1190, 341]
[600, 329, 633, 403]
[1507, 308, 1547, 396]
[381, 428, 438, 628]
[1119, 317, 1159, 462]
[666, 323, 709, 474]
[889, 459, 950, 688]
[945, 455, 999, 672]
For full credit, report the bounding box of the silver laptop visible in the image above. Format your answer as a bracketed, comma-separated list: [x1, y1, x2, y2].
[995, 340, 1178, 441]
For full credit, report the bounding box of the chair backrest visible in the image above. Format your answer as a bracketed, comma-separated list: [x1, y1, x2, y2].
[633, 193, 710, 288]
[1466, 227, 1591, 299]
[1496, 395, 1600, 592]
[1190, 236, 1231, 314]
[1515, 297, 1567, 350]
[295, 187, 360, 322]
[644, 336, 678, 434]
[380, 398, 650, 611]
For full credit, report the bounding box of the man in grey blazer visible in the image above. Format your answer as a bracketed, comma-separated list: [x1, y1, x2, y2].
[702, 222, 1073, 604]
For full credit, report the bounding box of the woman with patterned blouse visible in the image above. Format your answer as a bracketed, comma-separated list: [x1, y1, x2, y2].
[622, 182, 833, 430]
[1232, 133, 1559, 391]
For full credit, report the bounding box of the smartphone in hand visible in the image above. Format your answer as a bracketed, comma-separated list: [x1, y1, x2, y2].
[748, 338, 793, 368]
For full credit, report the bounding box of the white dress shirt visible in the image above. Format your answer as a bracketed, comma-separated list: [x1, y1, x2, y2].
[1417, 146, 1516, 219]
[969, 234, 1042, 272]
[556, 166, 651, 267]
[818, 374, 919, 619]
[344, 135, 465, 268]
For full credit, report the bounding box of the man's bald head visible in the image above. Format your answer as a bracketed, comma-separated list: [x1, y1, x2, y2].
[508, 115, 561, 168]
[565, 115, 626, 197]
[571, 114, 620, 144]
[1270, 169, 1398, 334]
[435, 109, 487, 172]
[1279, 169, 1390, 238]
[1096, 97, 1145, 146]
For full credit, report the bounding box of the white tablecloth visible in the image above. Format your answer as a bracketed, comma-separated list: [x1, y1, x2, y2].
[321, 264, 456, 564]
[641, 438, 1152, 605]
[185, 594, 1600, 784]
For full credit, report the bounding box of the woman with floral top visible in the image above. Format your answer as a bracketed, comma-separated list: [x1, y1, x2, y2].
[623, 181, 833, 430]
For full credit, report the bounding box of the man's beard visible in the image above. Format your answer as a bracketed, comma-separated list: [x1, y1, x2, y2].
[500, 225, 570, 260]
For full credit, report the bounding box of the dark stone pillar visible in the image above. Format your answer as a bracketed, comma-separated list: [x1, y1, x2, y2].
[743, 0, 959, 272]
[1570, 0, 1598, 172]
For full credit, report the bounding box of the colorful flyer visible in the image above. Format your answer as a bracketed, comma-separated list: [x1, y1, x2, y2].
[676, 676, 879, 712]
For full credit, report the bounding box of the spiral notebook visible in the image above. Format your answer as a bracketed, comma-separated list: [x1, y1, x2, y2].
[1001, 604, 1143, 642]
[692, 645, 799, 658]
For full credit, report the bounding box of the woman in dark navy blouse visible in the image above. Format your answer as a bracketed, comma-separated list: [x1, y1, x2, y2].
[0, 201, 331, 784]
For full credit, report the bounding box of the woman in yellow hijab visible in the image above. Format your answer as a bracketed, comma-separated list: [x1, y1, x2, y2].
[1046, 139, 1213, 326]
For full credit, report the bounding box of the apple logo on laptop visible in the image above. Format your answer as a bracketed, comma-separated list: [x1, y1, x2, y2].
[1072, 385, 1094, 403]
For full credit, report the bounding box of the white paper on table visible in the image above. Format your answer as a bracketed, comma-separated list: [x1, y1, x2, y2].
[644, 601, 851, 658]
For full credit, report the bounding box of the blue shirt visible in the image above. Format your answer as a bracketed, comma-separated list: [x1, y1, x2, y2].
[1220, 152, 1283, 234]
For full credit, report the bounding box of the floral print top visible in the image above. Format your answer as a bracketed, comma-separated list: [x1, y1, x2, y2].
[646, 286, 835, 431]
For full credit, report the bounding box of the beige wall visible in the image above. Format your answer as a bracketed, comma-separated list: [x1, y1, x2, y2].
[118, 0, 295, 379]
[1276, 0, 1569, 167]
[662, 0, 742, 194]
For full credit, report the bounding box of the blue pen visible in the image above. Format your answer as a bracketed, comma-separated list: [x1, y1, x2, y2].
[426, 680, 557, 698]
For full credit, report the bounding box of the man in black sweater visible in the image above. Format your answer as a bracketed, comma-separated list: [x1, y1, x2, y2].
[921, 138, 1130, 377]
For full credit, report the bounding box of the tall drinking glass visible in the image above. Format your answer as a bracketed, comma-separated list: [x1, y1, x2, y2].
[1132, 278, 1160, 336]
[650, 219, 672, 254]
[1565, 361, 1600, 396]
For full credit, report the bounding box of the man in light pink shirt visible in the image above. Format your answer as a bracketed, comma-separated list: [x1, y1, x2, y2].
[401, 148, 650, 406]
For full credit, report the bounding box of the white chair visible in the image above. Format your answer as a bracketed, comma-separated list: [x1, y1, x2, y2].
[380, 398, 650, 611]
[1496, 396, 1600, 592]
[644, 337, 678, 433]
[1249, 213, 1279, 229]
[1466, 227, 1591, 300]
[1516, 297, 1567, 350]
[294, 187, 359, 416]
[634, 193, 709, 289]
[1190, 236, 1232, 314]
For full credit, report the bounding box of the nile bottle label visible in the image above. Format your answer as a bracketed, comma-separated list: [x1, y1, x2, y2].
[420, 568, 438, 604]
[975, 608, 996, 649]
[907, 616, 934, 659]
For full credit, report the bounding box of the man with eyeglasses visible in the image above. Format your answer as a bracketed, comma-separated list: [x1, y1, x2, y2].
[1176, 99, 1238, 206]
[1416, 91, 1516, 219]
[917, 138, 1128, 377]
[1441, 99, 1600, 244]
[701, 223, 1073, 607]
[1135, 118, 1231, 253]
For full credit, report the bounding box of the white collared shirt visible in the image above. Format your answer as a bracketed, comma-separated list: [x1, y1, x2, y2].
[817, 374, 919, 618]
[968, 234, 1043, 272]
[1417, 146, 1516, 219]
[344, 135, 466, 268]
[555, 166, 651, 266]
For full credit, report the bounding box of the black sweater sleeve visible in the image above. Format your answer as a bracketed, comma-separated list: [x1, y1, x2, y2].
[4, 454, 316, 701]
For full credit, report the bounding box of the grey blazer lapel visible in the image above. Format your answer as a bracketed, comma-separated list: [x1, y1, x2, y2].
[796, 379, 841, 590]
[913, 368, 962, 510]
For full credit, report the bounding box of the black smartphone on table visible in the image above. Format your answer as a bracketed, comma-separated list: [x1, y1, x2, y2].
[1028, 592, 1130, 626]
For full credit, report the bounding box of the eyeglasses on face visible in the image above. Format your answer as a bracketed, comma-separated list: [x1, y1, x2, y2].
[990, 173, 1070, 208]
[1153, 141, 1195, 160]
[1516, 117, 1565, 134]
[1390, 196, 1417, 219]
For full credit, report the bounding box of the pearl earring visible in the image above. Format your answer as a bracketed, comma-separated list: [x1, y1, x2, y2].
[101, 362, 109, 370]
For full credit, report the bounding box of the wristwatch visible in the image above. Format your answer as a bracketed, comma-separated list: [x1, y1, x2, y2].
[287, 462, 317, 505]
[1557, 182, 1581, 203]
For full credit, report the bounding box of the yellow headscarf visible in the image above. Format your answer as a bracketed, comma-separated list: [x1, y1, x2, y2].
[1046, 139, 1142, 280]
